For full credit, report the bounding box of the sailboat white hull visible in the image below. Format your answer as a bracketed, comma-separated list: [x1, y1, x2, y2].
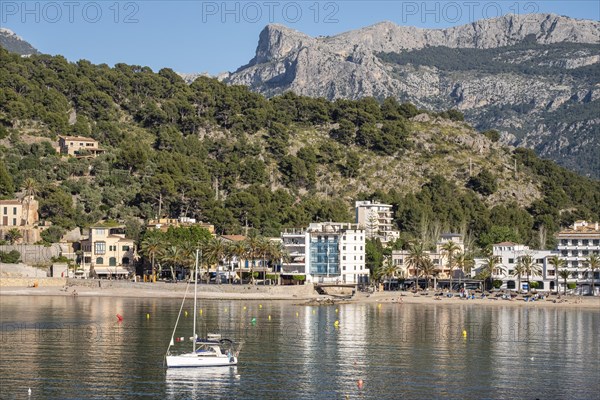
[166, 352, 238, 368]
[165, 251, 240, 369]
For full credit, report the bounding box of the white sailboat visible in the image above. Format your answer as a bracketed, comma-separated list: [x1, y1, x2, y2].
[165, 250, 239, 368]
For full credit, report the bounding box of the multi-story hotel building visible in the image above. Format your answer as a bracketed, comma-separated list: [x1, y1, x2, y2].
[280, 222, 368, 284]
[355, 200, 400, 244]
[473, 242, 554, 292]
[556, 220, 600, 295]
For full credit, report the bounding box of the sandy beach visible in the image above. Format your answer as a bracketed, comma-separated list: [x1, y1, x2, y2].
[1, 281, 599, 310]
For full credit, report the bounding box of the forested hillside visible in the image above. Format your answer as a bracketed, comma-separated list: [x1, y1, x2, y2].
[0, 49, 599, 249]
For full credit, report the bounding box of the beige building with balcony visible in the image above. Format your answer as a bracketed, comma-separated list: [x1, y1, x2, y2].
[80, 225, 136, 278]
[355, 200, 400, 244]
[392, 233, 465, 283]
[58, 136, 105, 158]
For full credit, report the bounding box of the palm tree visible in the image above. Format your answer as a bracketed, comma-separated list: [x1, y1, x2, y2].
[480, 254, 502, 291]
[204, 237, 226, 283]
[584, 254, 599, 296]
[373, 265, 385, 287]
[518, 254, 541, 293]
[547, 255, 565, 294]
[558, 268, 571, 296]
[230, 240, 248, 284]
[454, 251, 474, 289]
[244, 235, 263, 285]
[256, 238, 272, 285]
[406, 241, 428, 291]
[223, 242, 236, 284]
[179, 241, 198, 281]
[420, 257, 436, 289]
[441, 240, 461, 291]
[141, 235, 163, 281]
[513, 261, 526, 293]
[382, 262, 399, 290]
[5, 228, 22, 245]
[161, 245, 184, 282]
[22, 177, 37, 225]
[265, 240, 286, 285]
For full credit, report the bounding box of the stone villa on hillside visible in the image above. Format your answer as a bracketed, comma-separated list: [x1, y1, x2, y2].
[0, 195, 40, 243]
[57, 136, 105, 158]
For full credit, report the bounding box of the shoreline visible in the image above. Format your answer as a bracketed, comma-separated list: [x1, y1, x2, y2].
[1, 284, 599, 309]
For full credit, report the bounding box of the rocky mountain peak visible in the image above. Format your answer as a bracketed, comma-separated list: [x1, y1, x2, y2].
[0, 28, 39, 56]
[249, 23, 315, 65]
[226, 13, 600, 178]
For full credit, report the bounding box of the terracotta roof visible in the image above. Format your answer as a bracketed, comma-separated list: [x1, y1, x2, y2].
[60, 136, 97, 142]
[220, 235, 246, 242]
[0, 200, 21, 205]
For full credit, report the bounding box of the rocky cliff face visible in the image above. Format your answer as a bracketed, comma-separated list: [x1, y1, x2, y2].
[226, 14, 600, 178]
[0, 28, 39, 56]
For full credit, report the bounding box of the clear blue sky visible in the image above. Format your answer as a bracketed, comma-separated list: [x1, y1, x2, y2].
[2, 1, 599, 74]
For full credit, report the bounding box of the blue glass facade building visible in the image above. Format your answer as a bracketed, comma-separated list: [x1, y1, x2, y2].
[309, 235, 339, 276]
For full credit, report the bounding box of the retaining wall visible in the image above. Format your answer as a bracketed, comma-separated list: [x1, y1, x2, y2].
[0, 277, 67, 287]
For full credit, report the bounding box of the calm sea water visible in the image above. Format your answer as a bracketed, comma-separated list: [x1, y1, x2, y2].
[0, 296, 598, 399]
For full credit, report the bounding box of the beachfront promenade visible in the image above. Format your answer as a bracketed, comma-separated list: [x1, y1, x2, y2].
[1, 278, 599, 309]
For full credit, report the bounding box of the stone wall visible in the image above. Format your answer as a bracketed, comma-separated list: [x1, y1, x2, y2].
[0, 277, 66, 287]
[0, 244, 62, 264]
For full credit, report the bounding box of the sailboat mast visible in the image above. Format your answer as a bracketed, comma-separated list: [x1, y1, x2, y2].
[193, 249, 199, 353]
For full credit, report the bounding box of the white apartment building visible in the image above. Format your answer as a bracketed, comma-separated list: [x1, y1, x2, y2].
[280, 222, 368, 284]
[355, 200, 400, 244]
[280, 228, 307, 279]
[556, 220, 600, 295]
[473, 242, 554, 292]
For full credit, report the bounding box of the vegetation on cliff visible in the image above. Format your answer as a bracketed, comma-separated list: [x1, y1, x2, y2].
[1, 49, 598, 251]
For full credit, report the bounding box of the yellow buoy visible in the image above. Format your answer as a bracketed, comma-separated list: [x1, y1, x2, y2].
[243, 306, 247, 311]
[268, 315, 271, 320]
[184, 311, 188, 317]
[312, 310, 316, 315]
[334, 320, 340, 328]
[146, 313, 150, 319]
[378, 303, 382, 308]
[259, 304, 263, 309]
[462, 330, 467, 337]
[224, 308, 228, 312]
[335, 308, 338, 313]
[199, 309, 203, 316]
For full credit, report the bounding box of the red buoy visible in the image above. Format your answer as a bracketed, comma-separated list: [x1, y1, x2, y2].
[116, 314, 123, 322]
[357, 379, 364, 390]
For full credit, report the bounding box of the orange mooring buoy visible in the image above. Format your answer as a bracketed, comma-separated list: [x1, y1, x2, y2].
[357, 379, 364, 390]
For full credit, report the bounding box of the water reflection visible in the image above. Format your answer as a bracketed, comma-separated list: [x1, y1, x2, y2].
[165, 366, 239, 398]
[0, 297, 598, 399]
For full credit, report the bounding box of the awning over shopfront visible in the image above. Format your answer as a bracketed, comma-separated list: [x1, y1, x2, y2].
[92, 267, 131, 276]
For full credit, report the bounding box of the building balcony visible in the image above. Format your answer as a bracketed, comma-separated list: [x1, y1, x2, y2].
[281, 265, 306, 274]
